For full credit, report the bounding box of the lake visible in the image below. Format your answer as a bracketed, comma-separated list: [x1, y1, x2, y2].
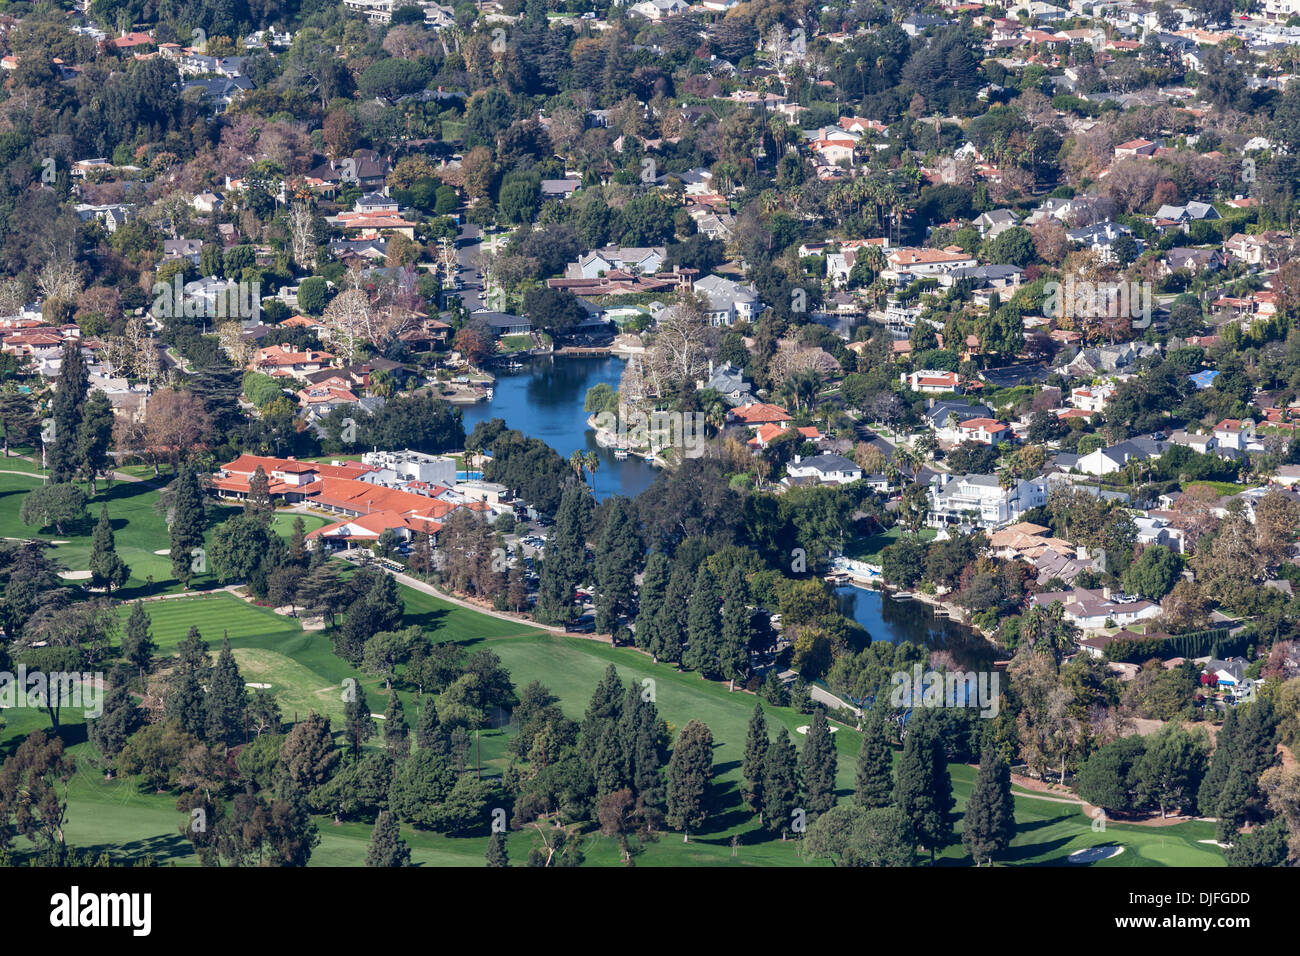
[833, 584, 996, 669]
[460, 355, 659, 501]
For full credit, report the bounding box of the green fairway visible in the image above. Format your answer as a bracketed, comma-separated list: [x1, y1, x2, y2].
[2, 571, 1224, 868]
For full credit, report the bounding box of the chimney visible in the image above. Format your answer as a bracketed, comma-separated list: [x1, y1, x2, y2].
[1102, 586, 1111, 601]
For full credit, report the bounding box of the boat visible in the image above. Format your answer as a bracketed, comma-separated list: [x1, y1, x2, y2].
[613, 447, 629, 459]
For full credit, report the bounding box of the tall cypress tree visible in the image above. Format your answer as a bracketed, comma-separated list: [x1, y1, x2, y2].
[800, 707, 838, 816]
[366, 810, 411, 867]
[89, 504, 129, 594]
[762, 727, 801, 839]
[416, 698, 450, 755]
[621, 688, 663, 808]
[486, 831, 510, 867]
[593, 495, 642, 638]
[121, 602, 155, 685]
[635, 552, 671, 656]
[206, 635, 248, 745]
[665, 719, 714, 842]
[537, 482, 592, 623]
[854, 708, 894, 809]
[719, 567, 752, 691]
[168, 465, 207, 589]
[90, 665, 142, 757]
[383, 690, 409, 756]
[962, 746, 1016, 866]
[893, 712, 954, 862]
[245, 465, 274, 522]
[345, 684, 377, 758]
[289, 517, 308, 566]
[742, 702, 769, 820]
[47, 340, 88, 482]
[77, 391, 114, 494]
[165, 625, 211, 737]
[651, 563, 692, 665]
[682, 563, 722, 676]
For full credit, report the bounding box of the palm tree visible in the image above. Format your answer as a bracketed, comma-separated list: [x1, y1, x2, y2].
[569, 449, 585, 483]
[584, 450, 599, 492]
[369, 369, 396, 398]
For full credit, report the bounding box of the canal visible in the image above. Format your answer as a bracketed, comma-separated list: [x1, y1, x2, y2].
[833, 585, 996, 669]
[460, 354, 659, 502]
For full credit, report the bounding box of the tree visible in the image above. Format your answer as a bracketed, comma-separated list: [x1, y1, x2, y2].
[742, 702, 769, 820]
[245, 466, 274, 522]
[0, 387, 37, 458]
[486, 831, 510, 867]
[168, 466, 207, 589]
[20, 483, 87, 535]
[46, 341, 88, 483]
[800, 708, 838, 816]
[893, 712, 954, 861]
[719, 568, 752, 692]
[682, 563, 722, 677]
[665, 720, 714, 841]
[804, 804, 917, 867]
[962, 746, 1016, 865]
[88, 505, 129, 594]
[762, 728, 802, 839]
[344, 683, 377, 758]
[383, 690, 410, 757]
[0, 730, 76, 860]
[165, 626, 211, 739]
[76, 391, 114, 494]
[121, 602, 155, 683]
[593, 496, 642, 638]
[854, 707, 894, 809]
[279, 713, 341, 795]
[89, 665, 143, 758]
[206, 636, 248, 746]
[1134, 724, 1209, 818]
[1122, 545, 1182, 601]
[366, 810, 412, 867]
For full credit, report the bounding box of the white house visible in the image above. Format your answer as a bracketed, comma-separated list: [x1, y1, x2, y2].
[927, 473, 1047, 530]
[784, 453, 864, 486]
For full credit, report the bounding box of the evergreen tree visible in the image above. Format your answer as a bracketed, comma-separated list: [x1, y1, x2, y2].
[121, 602, 156, 685]
[416, 698, 450, 754]
[47, 340, 88, 483]
[682, 563, 722, 676]
[383, 690, 409, 756]
[344, 683, 377, 757]
[593, 496, 642, 639]
[76, 391, 114, 494]
[719, 567, 752, 691]
[165, 625, 211, 737]
[244, 466, 274, 522]
[288, 517, 308, 566]
[590, 721, 627, 796]
[762, 727, 801, 839]
[89, 665, 142, 757]
[580, 664, 624, 741]
[962, 746, 1016, 866]
[742, 702, 769, 820]
[365, 810, 411, 867]
[665, 719, 714, 841]
[618, 684, 663, 807]
[854, 708, 894, 809]
[893, 712, 954, 862]
[89, 504, 129, 593]
[536, 482, 592, 623]
[761, 668, 791, 707]
[650, 562, 692, 665]
[206, 635, 248, 745]
[486, 830, 510, 867]
[168, 465, 208, 589]
[800, 707, 838, 816]
[634, 551, 671, 656]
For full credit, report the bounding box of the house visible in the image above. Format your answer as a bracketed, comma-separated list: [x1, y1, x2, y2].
[1076, 437, 1167, 476]
[926, 472, 1047, 530]
[1152, 201, 1220, 229]
[1069, 383, 1115, 414]
[728, 402, 793, 428]
[924, 399, 996, 439]
[902, 370, 962, 394]
[73, 203, 132, 233]
[1067, 219, 1139, 261]
[163, 239, 203, 265]
[250, 344, 335, 378]
[956, 418, 1013, 445]
[1213, 419, 1256, 452]
[182, 76, 253, 110]
[704, 361, 755, 406]
[883, 247, 978, 283]
[1027, 587, 1160, 631]
[784, 453, 863, 486]
[1167, 430, 1218, 455]
[629, 0, 689, 18]
[540, 177, 581, 200]
[1163, 247, 1224, 275]
[693, 275, 761, 326]
[1114, 138, 1158, 158]
[973, 209, 1019, 238]
[573, 246, 666, 278]
[472, 311, 531, 337]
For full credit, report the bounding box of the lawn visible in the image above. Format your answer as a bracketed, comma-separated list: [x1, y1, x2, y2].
[1, 572, 1224, 868]
[846, 526, 937, 564]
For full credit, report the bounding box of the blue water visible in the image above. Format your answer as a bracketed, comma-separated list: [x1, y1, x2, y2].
[833, 585, 994, 668]
[460, 355, 659, 501]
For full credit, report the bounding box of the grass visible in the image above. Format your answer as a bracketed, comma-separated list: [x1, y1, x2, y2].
[845, 526, 938, 564]
[1183, 480, 1257, 496]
